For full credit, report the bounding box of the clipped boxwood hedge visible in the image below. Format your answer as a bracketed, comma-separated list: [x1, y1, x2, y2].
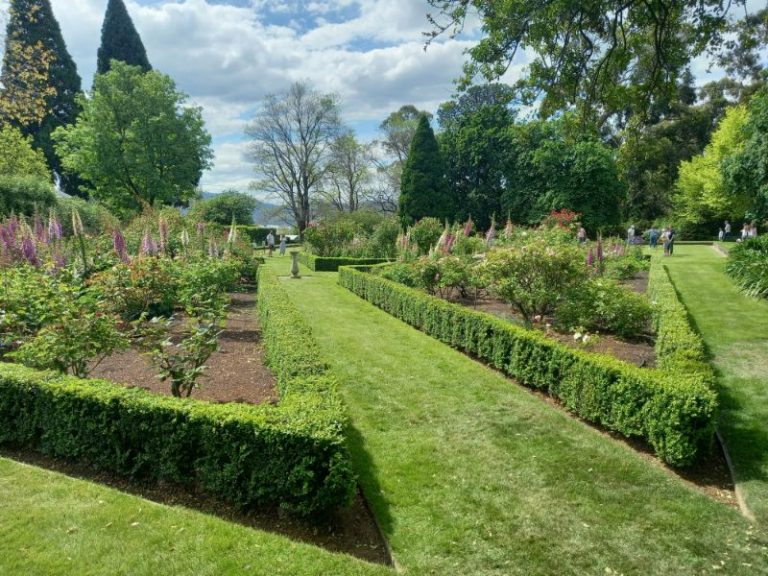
[0, 267, 354, 517]
[299, 252, 391, 272]
[647, 258, 713, 379]
[338, 265, 717, 467]
[210, 224, 277, 245]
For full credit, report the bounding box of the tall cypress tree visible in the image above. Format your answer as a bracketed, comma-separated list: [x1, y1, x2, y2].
[398, 115, 452, 227]
[1, 0, 82, 195]
[97, 0, 152, 75]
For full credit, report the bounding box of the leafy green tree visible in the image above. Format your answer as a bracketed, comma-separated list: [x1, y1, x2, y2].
[675, 105, 750, 234]
[96, 0, 152, 75]
[427, 0, 763, 126]
[500, 119, 624, 231]
[437, 83, 516, 129]
[53, 62, 213, 218]
[189, 191, 258, 225]
[0, 125, 50, 178]
[724, 86, 768, 220]
[1, 0, 82, 195]
[398, 115, 452, 227]
[439, 96, 517, 229]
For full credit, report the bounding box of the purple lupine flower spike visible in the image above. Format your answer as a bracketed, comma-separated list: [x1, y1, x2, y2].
[587, 248, 594, 267]
[113, 229, 130, 263]
[48, 212, 62, 241]
[140, 231, 157, 256]
[158, 217, 169, 253]
[21, 234, 39, 267]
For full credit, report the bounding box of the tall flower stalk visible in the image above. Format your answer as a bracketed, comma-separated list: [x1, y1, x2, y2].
[71, 208, 89, 275]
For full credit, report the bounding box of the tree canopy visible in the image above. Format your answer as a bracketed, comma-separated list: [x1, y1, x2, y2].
[97, 0, 152, 75]
[427, 0, 763, 126]
[398, 115, 452, 226]
[246, 81, 342, 235]
[54, 62, 212, 218]
[674, 105, 749, 235]
[189, 191, 258, 226]
[0, 125, 50, 179]
[1, 0, 82, 194]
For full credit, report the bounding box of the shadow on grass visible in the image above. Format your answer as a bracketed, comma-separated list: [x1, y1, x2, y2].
[0, 446, 392, 565]
[345, 424, 395, 541]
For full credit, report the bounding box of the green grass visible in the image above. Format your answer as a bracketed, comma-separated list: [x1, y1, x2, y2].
[0, 458, 392, 575]
[265, 255, 768, 575]
[663, 244, 768, 523]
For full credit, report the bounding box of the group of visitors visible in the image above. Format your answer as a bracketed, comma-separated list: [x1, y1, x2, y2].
[265, 232, 287, 257]
[644, 226, 675, 255]
[718, 220, 759, 242]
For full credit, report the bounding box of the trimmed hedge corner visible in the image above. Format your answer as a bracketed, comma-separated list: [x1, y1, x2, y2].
[0, 267, 355, 517]
[299, 252, 391, 272]
[338, 266, 717, 467]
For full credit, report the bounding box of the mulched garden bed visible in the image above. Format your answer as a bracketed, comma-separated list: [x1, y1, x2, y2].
[90, 291, 279, 405]
[449, 271, 656, 369]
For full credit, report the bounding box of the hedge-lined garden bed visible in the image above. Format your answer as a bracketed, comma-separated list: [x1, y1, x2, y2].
[299, 252, 391, 272]
[339, 265, 717, 467]
[0, 267, 355, 517]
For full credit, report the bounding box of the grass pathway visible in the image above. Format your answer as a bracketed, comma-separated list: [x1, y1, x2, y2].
[664, 245, 768, 523]
[266, 255, 768, 575]
[0, 457, 392, 576]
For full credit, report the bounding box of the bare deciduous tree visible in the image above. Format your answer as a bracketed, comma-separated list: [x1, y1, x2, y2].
[246, 81, 341, 236]
[321, 130, 373, 212]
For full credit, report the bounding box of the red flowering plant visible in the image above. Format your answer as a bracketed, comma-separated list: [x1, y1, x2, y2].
[540, 209, 581, 233]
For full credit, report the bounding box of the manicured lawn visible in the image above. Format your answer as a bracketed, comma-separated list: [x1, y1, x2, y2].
[266, 255, 768, 575]
[664, 244, 768, 523]
[0, 457, 392, 576]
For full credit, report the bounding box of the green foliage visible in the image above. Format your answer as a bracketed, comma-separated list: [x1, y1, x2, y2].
[646, 258, 712, 376]
[0, 126, 50, 179]
[675, 105, 750, 235]
[303, 214, 399, 258]
[427, 0, 751, 126]
[189, 191, 258, 225]
[409, 217, 443, 254]
[399, 115, 453, 226]
[556, 278, 652, 339]
[339, 266, 717, 466]
[0, 175, 55, 217]
[55, 195, 118, 236]
[724, 85, 768, 218]
[1, 266, 128, 376]
[482, 240, 588, 326]
[54, 62, 213, 217]
[726, 235, 768, 298]
[2, 0, 83, 196]
[97, 0, 152, 75]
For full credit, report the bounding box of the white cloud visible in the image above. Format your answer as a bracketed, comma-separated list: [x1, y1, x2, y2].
[30, 0, 485, 192]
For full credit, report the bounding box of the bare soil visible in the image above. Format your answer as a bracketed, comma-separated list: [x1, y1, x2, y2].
[456, 277, 657, 369]
[91, 292, 279, 405]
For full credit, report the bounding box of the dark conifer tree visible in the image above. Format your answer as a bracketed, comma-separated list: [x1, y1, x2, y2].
[1, 0, 83, 195]
[97, 0, 152, 75]
[398, 115, 452, 227]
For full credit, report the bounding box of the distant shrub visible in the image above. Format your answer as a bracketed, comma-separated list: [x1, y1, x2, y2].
[0, 175, 56, 217]
[556, 278, 652, 338]
[189, 191, 258, 225]
[410, 217, 443, 254]
[55, 195, 118, 236]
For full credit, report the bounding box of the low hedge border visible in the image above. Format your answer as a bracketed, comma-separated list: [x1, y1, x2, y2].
[209, 224, 277, 245]
[338, 265, 717, 467]
[0, 267, 355, 517]
[647, 258, 713, 380]
[299, 252, 391, 272]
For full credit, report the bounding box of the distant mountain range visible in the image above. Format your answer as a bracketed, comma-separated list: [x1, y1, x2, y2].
[199, 192, 286, 226]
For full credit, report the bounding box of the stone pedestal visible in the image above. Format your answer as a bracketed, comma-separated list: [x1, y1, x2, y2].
[290, 251, 301, 279]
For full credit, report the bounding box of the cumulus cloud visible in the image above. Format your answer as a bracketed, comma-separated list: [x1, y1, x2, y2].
[29, 0, 488, 194]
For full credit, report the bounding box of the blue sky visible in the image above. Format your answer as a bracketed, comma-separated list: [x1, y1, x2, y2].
[1, 1, 764, 197]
